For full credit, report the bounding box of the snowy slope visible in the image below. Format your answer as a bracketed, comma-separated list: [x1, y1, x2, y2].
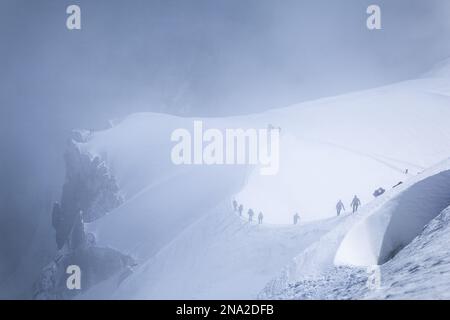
[423, 57, 450, 79]
[80, 115, 250, 259]
[335, 161, 450, 267]
[367, 205, 450, 299]
[78, 205, 340, 299]
[237, 76, 450, 223]
[108, 206, 339, 299]
[267, 201, 450, 300]
[261, 159, 450, 299]
[74, 59, 450, 299]
[81, 76, 450, 232]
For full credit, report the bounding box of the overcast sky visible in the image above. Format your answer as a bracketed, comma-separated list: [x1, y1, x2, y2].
[1, 0, 450, 296]
[2, 0, 450, 121]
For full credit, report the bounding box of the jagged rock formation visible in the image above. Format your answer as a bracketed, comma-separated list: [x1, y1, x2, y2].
[34, 132, 132, 300]
[53, 135, 122, 249]
[33, 245, 135, 300]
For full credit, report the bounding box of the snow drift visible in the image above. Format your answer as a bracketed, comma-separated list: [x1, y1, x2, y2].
[335, 163, 450, 267]
[366, 204, 450, 299]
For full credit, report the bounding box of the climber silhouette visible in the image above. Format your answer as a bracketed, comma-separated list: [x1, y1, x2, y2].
[248, 208, 255, 222]
[258, 212, 264, 224]
[293, 212, 300, 225]
[351, 195, 361, 213]
[238, 204, 243, 216]
[336, 200, 345, 216]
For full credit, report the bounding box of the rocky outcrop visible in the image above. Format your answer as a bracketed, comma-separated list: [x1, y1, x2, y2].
[33, 245, 135, 300]
[34, 131, 132, 300]
[53, 135, 122, 250]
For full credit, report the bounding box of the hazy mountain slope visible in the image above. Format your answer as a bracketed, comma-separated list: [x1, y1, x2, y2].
[74, 60, 450, 299]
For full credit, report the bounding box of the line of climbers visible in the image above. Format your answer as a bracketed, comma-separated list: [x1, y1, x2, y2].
[232, 200, 264, 224]
[336, 179, 405, 216]
[232, 200, 302, 225]
[232, 195, 363, 225]
[232, 179, 407, 223]
[335, 195, 361, 216]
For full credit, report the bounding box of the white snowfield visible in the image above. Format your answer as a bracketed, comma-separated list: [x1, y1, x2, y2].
[77, 59, 450, 299]
[108, 208, 339, 299]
